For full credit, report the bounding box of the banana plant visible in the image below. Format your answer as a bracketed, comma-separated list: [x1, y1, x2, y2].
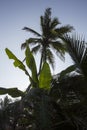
[0, 45, 52, 97]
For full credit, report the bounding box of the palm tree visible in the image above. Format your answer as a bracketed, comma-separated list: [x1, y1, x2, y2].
[21, 8, 74, 73]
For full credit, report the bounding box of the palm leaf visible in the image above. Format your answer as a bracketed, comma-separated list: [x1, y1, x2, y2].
[55, 25, 74, 36]
[21, 38, 42, 50]
[44, 8, 51, 24]
[51, 41, 65, 52]
[50, 17, 60, 29]
[46, 48, 55, 69]
[31, 45, 40, 54]
[41, 8, 51, 36]
[23, 27, 41, 37]
[51, 41, 65, 61]
[40, 16, 44, 33]
[63, 35, 87, 77]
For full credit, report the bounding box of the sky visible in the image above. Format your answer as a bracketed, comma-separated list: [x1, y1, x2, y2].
[0, 0, 87, 94]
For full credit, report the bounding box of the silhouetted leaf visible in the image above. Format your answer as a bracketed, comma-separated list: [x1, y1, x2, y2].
[59, 65, 76, 81]
[0, 87, 24, 97]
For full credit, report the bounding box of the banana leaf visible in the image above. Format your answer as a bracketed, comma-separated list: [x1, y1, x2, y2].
[25, 45, 38, 87]
[39, 62, 52, 90]
[0, 87, 24, 97]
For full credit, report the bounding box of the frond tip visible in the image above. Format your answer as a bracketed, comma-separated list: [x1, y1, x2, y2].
[63, 35, 87, 77]
[21, 42, 26, 50]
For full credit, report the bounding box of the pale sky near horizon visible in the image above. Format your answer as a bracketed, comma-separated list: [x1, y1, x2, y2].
[0, 0, 87, 94]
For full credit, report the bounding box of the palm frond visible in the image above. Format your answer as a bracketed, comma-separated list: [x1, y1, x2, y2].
[40, 16, 44, 32]
[40, 15, 46, 36]
[21, 38, 42, 49]
[51, 41, 65, 52]
[56, 50, 65, 61]
[41, 8, 51, 36]
[50, 17, 60, 29]
[44, 8, 51, 21]
[41, 8, 51, 27]
[51, 41, 65, 61]
[63, 35, 82, 66]
[23, 27, 41, 37]
[46, 48, 55, 69]
[63, 35, 87, 76]
[39, 47, 54, 68]
[55, 25, 74, 36]
[21, 42, 26, 50]
[48, 29, 60, 40]
[81, 48, 87, 77]
[31, 45, 40, 54]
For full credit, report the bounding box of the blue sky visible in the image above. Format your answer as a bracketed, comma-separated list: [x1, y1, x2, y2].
[0, 0, 87, 92]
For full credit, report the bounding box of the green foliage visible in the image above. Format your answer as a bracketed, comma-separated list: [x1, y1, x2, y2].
[39, 62, 52, 90]
[5, 48, 26, 72]
[5, 47, 35, 87]
[4, 44, 52, 97]
[25, 44, 38, 87]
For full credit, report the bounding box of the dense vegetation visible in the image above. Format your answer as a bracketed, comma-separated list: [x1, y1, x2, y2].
[0, 8, 87, 130]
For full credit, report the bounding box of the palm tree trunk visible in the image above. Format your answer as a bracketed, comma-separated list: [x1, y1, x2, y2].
[38, 53, 43, 75]
[38, 47, 47, 75]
